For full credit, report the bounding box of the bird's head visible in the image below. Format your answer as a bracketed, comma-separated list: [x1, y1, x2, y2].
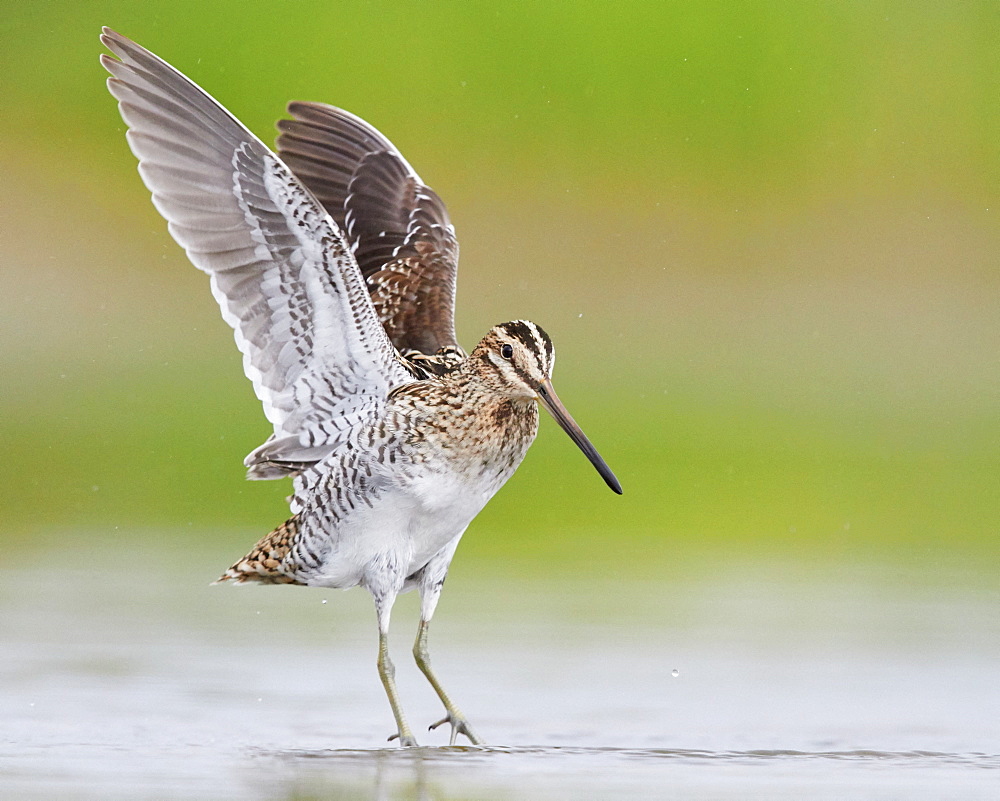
[473, 320, 622, 494]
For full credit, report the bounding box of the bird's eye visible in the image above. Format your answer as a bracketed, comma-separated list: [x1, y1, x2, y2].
[500, 343, 514, 359]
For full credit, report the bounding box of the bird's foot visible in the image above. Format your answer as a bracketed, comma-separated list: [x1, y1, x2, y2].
[387, 731, 419, 747]
[429, 713, 483, 746]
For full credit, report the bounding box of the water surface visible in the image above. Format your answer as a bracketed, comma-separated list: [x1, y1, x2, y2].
[2, 537, 997, 799]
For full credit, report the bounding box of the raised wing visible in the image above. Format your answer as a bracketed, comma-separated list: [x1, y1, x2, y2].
[276, 102, 464, 357]
[100, 28, 415, 478]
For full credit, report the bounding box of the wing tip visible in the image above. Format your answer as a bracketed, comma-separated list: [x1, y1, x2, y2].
[99, 26, 126, 53]
[100, 28, 143, 74]
[286, 99, 345, 119]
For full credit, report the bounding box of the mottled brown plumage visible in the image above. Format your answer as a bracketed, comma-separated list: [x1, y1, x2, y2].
[218, 516, 303, 585]
[217, 325, 542, 588]
[276, 102, 462, 357]
[101, 28, 620, 749]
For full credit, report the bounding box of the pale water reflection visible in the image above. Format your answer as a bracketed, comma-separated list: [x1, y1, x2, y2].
[1, 536, 997, 799]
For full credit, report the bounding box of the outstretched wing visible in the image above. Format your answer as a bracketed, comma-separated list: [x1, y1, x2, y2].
[275, 102, 464, 357]
[100, 28, 415, 478]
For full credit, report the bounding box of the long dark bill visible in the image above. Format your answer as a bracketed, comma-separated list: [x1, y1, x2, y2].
[537, 378, 622, 494]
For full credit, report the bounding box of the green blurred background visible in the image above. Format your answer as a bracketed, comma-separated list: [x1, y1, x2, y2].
[2, 1, 997, 574]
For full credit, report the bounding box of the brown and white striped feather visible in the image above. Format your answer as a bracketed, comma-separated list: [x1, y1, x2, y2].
[276, 103, 464, 357]
[100, 29, 417, 480]
[218, 333, 542, 588]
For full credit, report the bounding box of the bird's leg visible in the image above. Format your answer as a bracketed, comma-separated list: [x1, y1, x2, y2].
[379, 630, 417, 746]
[411, 546, 483, 746]
[373, 591, 418, 747]
[413, 618, 482, 745]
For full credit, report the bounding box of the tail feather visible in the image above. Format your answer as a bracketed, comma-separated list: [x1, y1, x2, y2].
[215, 515, 305, 585]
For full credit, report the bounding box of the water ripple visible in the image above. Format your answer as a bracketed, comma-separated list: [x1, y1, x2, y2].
[264, 745, 1000, 769]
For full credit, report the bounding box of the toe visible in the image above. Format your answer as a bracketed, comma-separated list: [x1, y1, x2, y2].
[429, 714, 482, 746]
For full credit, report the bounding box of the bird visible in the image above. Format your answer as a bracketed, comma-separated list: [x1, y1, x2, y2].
[100, 27, 622, 747]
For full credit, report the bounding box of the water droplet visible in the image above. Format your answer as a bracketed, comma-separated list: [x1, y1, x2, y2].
[322, 599, 328, 605]
[671, 669, 679, 678]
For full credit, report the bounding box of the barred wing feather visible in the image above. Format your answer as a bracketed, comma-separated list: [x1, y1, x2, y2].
[100, 28, 414, 478]
[276, 103, 463, 357]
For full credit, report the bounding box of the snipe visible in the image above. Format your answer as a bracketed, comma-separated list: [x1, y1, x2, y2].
[101, 28, 621, 747]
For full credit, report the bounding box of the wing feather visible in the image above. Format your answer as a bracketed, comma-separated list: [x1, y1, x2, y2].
[100, 28, 414, 478]
[276, 102, 464, 356]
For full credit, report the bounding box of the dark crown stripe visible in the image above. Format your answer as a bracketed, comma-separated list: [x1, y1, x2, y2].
[499, 320, 545, 363]
[531, 321, 552, 355]
[523, 320, 553, 371]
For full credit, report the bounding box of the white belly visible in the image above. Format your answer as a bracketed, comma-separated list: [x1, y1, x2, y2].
[292, 394, 537, 591]
[303, 468, 496, 590]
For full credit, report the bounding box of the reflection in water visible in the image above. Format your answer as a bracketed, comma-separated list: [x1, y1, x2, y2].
[259, 747, 1000, 800]
[372, 748, 429, 801]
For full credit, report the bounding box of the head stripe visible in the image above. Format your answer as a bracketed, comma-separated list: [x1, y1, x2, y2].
[498, 319, 553, 374]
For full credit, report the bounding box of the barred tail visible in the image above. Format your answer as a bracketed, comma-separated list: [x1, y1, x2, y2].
[214, 515, 305, 585]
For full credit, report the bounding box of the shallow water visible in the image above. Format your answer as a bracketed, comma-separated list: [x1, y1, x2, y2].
[1, 537, 997, 799]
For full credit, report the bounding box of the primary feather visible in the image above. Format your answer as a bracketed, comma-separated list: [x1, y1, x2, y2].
[101, 29, 416, 479]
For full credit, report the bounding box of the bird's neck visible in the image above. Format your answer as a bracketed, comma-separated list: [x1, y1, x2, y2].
[391, 366, 540, 484]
